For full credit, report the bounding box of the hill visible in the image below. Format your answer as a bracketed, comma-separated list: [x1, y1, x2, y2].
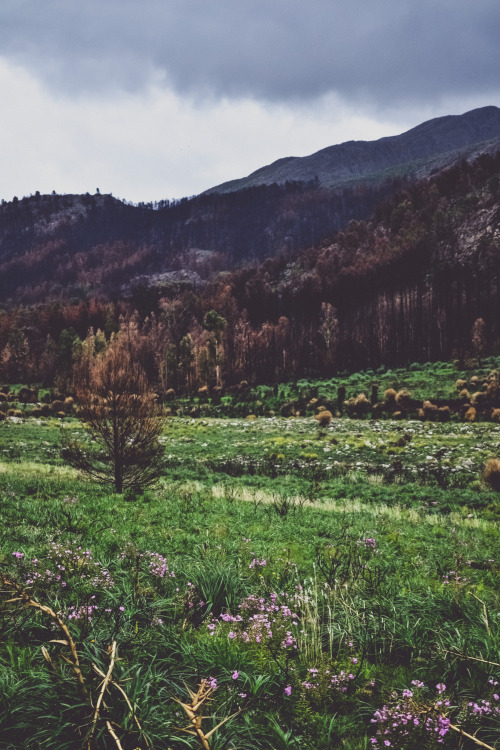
[0, 146, 498, 389]
[0, 107, 499, 305]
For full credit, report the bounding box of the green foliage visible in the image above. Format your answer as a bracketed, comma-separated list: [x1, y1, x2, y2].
[1, 411, 500, 748]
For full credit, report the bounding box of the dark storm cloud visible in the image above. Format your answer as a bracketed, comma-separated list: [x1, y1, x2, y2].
[0, 0, 498, 106]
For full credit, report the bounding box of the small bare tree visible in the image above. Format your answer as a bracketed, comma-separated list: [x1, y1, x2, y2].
[471, 317, 486, 367]
[319, 302, 339, 375]
[62, 336, 165, 493]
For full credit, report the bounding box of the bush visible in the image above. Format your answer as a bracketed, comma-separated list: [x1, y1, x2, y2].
[384, 388, 397, 405]
[464, 406, 477, 422]
[483, 458, 500, 491]
[64, 396, 74, 412]
[471, 391, 486, 405]
[395, 389, 412, 409]
[422, 400, 438, 421]
[438, 406, 450, 422]
[314, 409, 332, 427]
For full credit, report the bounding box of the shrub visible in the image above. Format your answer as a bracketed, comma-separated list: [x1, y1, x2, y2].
[437, 406, 450, 422]
[395, 389, 412, 409]
[471, 391, 486, 405]
[280, 401, 297, 417]
[458, 388, 470, 401]
[165, 388, 176, 401]
[314, 409, 332, 427]
[344, 393, 371, 418]
[491, 408, 500, 422]
[437, 406, 451, 422]
[354, 393, 371, 414]
[18, 387, 38, 403]
[422, 400, 438, 420]
[483, 458, 500, 491]
[456, 379, 467, 390]
[384, 388, 397, 405]
[64, 396, 74, 412]
[464, 406, 477, 422]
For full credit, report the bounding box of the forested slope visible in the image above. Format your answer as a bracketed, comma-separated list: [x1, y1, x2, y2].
[0, 151, 499, 388]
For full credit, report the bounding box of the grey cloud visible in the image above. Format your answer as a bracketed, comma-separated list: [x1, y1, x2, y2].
[0, 0, 498, 107]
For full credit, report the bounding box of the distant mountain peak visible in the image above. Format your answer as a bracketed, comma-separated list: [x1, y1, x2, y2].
[205, 105, 500, 194]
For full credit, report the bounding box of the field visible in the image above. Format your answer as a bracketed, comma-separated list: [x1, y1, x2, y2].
[1, 403, 500, 748]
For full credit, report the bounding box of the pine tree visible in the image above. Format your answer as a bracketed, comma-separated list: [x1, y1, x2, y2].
[62, 335, 165, 493]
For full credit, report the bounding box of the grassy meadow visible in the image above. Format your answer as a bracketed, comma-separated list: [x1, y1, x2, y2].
[1, 369, 500, 748]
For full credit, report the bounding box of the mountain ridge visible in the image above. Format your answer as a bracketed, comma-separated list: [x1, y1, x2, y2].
[0, 106, 499, 305]
[204, 106, 500, 194]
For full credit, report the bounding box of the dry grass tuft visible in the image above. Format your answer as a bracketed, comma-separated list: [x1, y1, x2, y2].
[483, 458, 500, 491]
[314, 409, 332, 427]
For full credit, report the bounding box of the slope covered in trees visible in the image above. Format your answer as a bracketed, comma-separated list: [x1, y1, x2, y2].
[1, 107, 499, 308]
[0, 150, 499, 390]
[0, 179, 406, 305]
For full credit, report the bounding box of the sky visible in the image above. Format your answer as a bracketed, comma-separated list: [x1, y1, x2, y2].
[0, 0, 498, 204]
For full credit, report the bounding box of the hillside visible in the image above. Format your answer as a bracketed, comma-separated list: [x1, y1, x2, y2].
[0, 107, 499, 306]
[0, 148, 499, 389]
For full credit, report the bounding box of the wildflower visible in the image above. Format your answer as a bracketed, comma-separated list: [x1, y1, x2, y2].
[232, 670, 239, 680]
[203, 677, 218, 691]
[284, 685, 292, 696]
[436, 683, 446, 694]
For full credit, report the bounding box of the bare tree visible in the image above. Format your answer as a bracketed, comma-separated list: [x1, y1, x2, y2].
[319, 303, 339, 375]
[471, 317, 486, 367]
[62, 335, 165, 493]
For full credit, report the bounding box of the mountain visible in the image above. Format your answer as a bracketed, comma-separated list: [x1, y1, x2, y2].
[0, 107, 499, 306]
[205, 106, 500, 193]
[0, 142, 499, 386]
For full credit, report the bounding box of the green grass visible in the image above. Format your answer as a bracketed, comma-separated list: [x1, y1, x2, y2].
[1, 410, 500, 749]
